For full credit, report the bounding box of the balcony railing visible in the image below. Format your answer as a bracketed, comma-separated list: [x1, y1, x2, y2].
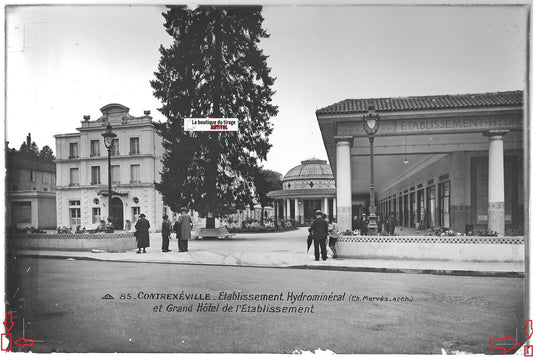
[68, 155, 79, 159]
[90, 181, 101, 185]
[129, 180, 141, 184]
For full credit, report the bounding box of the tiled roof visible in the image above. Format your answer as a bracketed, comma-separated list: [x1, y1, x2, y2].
[316, 90, 523, 115]
[283, 158, 333, 180]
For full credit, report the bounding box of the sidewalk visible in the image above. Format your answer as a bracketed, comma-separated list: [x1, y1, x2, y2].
[11, 228, 525, 277]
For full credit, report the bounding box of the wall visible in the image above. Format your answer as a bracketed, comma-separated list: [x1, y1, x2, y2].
[8, 232, 136, 252]
[337, 235, 524, 262]
[37, 196, 57, 229]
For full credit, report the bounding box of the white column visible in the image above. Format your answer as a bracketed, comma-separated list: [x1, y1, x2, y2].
[294, 198, 300, 223]
[484, 130, 509, 236]
[333, 198, 337, 218]
[324, 197, 329, 218]
[335, 136, 353, 231]
[285, 198, 290, 220]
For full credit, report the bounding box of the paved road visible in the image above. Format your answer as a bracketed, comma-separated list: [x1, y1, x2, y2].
[6, 256, 525, 354]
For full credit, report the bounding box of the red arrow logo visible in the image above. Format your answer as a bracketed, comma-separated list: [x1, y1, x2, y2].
[525, 320, 533, 339]
[14, 337, 34, 349]
[3, 313, 14, 332]
[488, 334, 520, 354]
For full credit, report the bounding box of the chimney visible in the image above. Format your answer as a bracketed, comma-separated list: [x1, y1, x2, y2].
[26, 133, 31, 147]
[83, 115, 90, 121]
[144, 110, 150, 116]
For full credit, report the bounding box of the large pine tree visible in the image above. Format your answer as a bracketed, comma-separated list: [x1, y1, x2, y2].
[151, 6, 278, 220]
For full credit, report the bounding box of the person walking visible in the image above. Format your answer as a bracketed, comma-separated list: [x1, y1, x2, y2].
[177, 207, 193, 252]
[328, 217, 339, 258]
[390, 213, 397, 236]
[361, 213, 369, 236]
[161, 214, 172, 252]
[309, 209, 328, 261]
[134, 213, 150, 254]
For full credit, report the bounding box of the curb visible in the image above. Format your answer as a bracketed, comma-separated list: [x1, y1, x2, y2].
[10, 253, 525, 278]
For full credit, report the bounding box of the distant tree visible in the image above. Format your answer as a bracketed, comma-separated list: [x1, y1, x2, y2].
[19, 140, 39, 158]
[39, 145, 55, 161]
[253, 168, 282, 226]
[18, 141, 28, 153]
[152, 6, 278, 225]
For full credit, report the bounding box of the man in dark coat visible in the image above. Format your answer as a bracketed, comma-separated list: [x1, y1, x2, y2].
[390, 214, 397, 236]
[177, 207, 193, 252]
[134, 213, 150, 254]
[161, 214, 172, 252]
[309, 209, 328, 261]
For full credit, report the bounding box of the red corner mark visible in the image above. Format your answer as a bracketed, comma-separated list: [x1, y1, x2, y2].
[3, 313, 14, 333]
[14, 337, 34, 349]
[489, 334, 520, 354]
[525, 320, 533, 339]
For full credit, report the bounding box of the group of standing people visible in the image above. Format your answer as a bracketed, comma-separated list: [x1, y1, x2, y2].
[352, 213, 397, 236]
[308, 210, 338, 261]
[134, 207, 193, 254]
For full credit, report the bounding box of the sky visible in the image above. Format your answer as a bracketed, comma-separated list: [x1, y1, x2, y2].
[4, 4, 528, 176]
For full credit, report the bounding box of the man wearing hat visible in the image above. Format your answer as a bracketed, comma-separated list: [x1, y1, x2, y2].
[176, 207, 193, 252]
[309, 209, 329, 261]
[134, 213, 150, 254]
[161, 214, 172, 252]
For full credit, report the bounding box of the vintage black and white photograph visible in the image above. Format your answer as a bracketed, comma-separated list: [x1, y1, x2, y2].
[4, 2, 529, 354]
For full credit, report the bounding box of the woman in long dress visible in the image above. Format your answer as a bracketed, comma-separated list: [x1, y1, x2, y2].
[134, 213, 150, 254]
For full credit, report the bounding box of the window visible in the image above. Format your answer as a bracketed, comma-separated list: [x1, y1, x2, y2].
[70, 208, 81, 228]
[92, 208, 101, 224]
[29, 170, 35, 182]
[43, 172, 48, 184]
[12, 202, 31, 224]
[417, 188, 425, 228]
[70, 168, 79, 186]
[69, 143, 79, 159]
[409, 191, 416, 228]
[110, 139, 119, 156]
[111, 165, 120, 184]
[132, 206, 141, 222]
[130, 164, 140, 183]
[91, 166, 101, 185]
[438, 181, 450, 228]
[130, 137, 140, 155]
[398, 195, 403, 226]
[69, 200, 81, 228]
[90, 140, 100, 157]
[426, 186, 436, 228]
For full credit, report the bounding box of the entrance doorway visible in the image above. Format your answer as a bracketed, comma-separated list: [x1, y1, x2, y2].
[111, 197, 124, 230]
[304, 200, 321, 223]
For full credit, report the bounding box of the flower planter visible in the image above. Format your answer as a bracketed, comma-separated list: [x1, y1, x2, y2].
[337, 235, 524, 262]
[7, 232, 136, 252]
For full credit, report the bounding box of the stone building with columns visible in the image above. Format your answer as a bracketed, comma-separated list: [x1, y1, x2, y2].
[316, 90, 524, 236]
[267, 158, 337, 225]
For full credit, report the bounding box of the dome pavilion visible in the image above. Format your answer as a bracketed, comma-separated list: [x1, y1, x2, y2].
[267, 158, 337, 224]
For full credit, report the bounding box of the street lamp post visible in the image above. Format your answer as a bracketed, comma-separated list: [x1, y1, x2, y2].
[102, 124, 117, 227]
[363, 103, 380, 235]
